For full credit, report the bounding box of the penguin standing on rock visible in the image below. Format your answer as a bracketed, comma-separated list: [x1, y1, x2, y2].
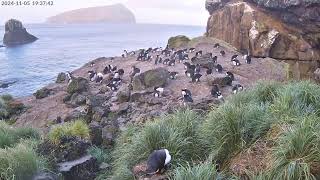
[226, 71, 235, 81]
[232, 84, 244, 94]
[88, 71, 97, 82]
[220, 50, 226, 56]
[211, 85, 223, 99]
[216, 64, 223, 73]
[244, 54, 251, 64]
[191, 73, 202, 82]
[169, 72, 178, 80]
[185, 69, 195, 78]
[146, 149, 171, 175]
[232, 59, 241, 66]
[154, 87, 164, 98]
[95, 73, 104, 83]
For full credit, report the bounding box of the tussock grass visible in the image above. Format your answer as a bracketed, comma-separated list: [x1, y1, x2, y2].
[110, 110, 204, 180]
[171, 162, 220, 180]
[109, 81, 320, 179]
[0, 122, 40, 148]
[48, 119, 90, 144]
[88, 146, 111, 164]
[0, 140, 45, 180]
[0, 94, 24, 120]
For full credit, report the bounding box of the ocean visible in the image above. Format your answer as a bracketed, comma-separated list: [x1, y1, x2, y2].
[0, 23, 204, 97]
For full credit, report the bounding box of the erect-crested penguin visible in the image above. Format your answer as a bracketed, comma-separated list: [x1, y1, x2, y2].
[232, 84, 244, 94]
[169, 72, 178, 80]
[232, 59, 241, 66]
[226, 71, 235, 81]
[181, 89, 192, 97]
[146, 149, 171, 175]
[191, 73, 202, 82]
[220, 50, 226, 56]
[154, 87, 165, 98]
[211, 85, 223, 99]
[216, 64, 223, 73]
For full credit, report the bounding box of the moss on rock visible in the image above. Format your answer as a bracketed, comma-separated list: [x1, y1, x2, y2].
[167, 35, 191, 49]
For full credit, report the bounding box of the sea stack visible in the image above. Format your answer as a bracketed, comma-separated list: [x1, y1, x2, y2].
[3, 19, 38, 46]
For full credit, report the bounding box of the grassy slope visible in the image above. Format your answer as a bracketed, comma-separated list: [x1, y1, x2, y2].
[108, 81, 320, 180]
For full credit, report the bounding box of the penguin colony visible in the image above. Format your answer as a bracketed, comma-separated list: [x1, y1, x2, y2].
[64, 44, 253, 176]
[74, 44, 252, 108]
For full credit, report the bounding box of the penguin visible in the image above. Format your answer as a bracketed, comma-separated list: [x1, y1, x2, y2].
[185, 69, 194, 78]
[195, 64, 201, 74]
[168, 59, 175, 66]
[158, 57, 163, 64]
[103, 66, 111, 74]
[117, 69, 125, 77]
[245, 55, 251, 64]
[211, 85, 223, 99]
[146, 149, 171, 175]
[66, 71, 73, 84]
[231, 55, 238, 61]
[132, 66, 140, 74]
[226, 71, 235, 81]
[163, 59, 170, 65]
[154, 87, 164, 98]
[169, 72, 178, 80]
[183, 54, 189, 60]
[191, 56, 197, 63]
[232, 59, 241, 66]
[214, 43, 220, 48]
[189, 48, 196, 53]
[223, 76, 233, 86]
[191, 73, 202, 82]
[216, 64, 223, 73]
[196, 51, 203, 57]
[155, 55, 160, 65]
[232, 84, 244, 94]
[181, 89, 192, 97]
[183, 94, 194, 106]
[107, 83, 118, 91]
[88, 71, 97, 82]
[212, 56, 218, 63]
[220, 50, 226, 56]
[183, 62, 191, 70]
[206, 68, 213, 75]
[90, 62, 95, 67]
[189, 65, 196, 71]
[110, 65, 117, 72]
[95, 73, 104, 83]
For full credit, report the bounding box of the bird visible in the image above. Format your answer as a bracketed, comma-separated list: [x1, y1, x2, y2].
[146, 149, 171, 175]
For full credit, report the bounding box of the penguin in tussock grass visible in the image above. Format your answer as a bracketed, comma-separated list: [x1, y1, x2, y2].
[146, 149, 171, 175]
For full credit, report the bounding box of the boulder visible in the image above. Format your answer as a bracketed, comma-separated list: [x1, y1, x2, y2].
[133, 68, 169, 91]
[3, 19, 38, 46]
[69, 93, 87, 107]
[33, 88, 52, 99]
[67, 77, 89, 94]
[56, 72, 67, 83]
[205, 0, 320, 61]
[101, 124, 118, 146]
[116, 86, 131, 103]
[167, 35, 190, 49]
[57, 155, 99, 180]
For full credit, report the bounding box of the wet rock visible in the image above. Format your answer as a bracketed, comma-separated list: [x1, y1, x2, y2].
[167, 35, 190, 49]
[56, 72, 67, 83]
[133, 68, 169, 91]
[34, 88, 53, 99]
[89, 121, 103, 146]
[3, 19, 38, 46]
[67, 77, 89, 94]
[57, 155, 99, 180]
[101, 124, 118, 146]
[0, 80, 16, 89]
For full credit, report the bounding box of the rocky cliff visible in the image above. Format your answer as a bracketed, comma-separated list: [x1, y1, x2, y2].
[205, 0, 320, 62]
[46, 4, 136, 24]
[3, 19, 38, 46]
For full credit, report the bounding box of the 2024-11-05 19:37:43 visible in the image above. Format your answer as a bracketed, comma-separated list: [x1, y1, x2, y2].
[1, 0, 54, 6]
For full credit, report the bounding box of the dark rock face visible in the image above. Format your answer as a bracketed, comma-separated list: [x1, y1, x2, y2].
[133, 68, 169, 91]
[205, 0, 320, 61]
[67, 77, 89, 94]
[3, 19, 38, 46]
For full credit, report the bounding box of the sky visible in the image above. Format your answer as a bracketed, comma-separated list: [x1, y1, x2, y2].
[0, 0, 209, 26]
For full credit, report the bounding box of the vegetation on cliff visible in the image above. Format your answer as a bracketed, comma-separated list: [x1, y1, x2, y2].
[107, 81, 320, 179]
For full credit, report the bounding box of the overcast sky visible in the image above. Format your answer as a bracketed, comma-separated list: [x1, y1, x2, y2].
[0, 0, 209, 26]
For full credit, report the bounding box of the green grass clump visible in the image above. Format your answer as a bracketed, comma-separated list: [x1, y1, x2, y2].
[268, 116, 320, 179]
[88, 146, 111, 164]
[171, 163, 220, 180]
[48, 120, 90, 144]
[110, 110, 204, 180]
[0, 94, 24, 120]
[0, 141, 46, 180]
[0, 122, 40, 148]
[200, 102, 272, 164]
